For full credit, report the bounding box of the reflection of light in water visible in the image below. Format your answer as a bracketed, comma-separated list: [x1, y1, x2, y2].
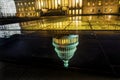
[108, 15, 111, 20]
[53, 34, 79, 68]
[89, 16, 92, 21]
[69, 16, 82, 21]
[0, 23, 21, 38]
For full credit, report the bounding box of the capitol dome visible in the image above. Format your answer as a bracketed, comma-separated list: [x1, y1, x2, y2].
[53, 35, 79, 68]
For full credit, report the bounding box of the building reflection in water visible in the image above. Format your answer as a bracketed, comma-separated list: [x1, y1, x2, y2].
[20, 16, 120, 31]
[52, 34, 79, 68]
[0, 23, 21, 38]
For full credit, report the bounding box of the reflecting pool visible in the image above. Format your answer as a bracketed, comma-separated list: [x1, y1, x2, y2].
[1, 15, 120, 75]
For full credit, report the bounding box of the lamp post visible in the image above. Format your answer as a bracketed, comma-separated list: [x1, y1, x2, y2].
[53, 34, 79, 68]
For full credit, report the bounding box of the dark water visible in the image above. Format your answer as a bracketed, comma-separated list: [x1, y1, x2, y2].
[1, 15, 120, 76]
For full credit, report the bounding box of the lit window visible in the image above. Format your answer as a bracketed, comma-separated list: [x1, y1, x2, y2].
[110, 8, 112, 13]
[119, 0, 120, 4]
[24, 2, 27, 5]
[105, 3, 108, 5]
[91, 9, 94, 12]
[32, 2, 34, 4]
[22, 8, 24, 11]
[98, 1, 102, 5]
[19, 8, 21, 11]
[21, 3, 23, 6]
[58, 0, 61, 5]
[73, 10, 75, 15]
[28, 13, 30, 15]
[29, 7, 31, 10]
[32, 7, 35, 10]
[76, 10, 78, 15]
[17, 3, 19, 6]
[28, 2, 30, 5]
[88, 2, 90, 6]
[69, 10, 71, 15]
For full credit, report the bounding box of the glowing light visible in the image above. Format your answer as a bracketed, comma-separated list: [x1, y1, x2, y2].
[32, 2, 34, 4]
[69, 10, 71, 15]
[108, 15, 111, 20]
[72, 0, 75, 7]
[41, 0, 43, 7]
[17, 3, 19, 6]
[80, 0, 82, 7]
[58, 0, 61, 5]
[76, 9, 78, 15]
[65, 0, 68, 6]
[79, 9, 82, 14]
[73, 10, 75, 15]
[24, 2, 27, 5]
[49, 0, 51, 9]
[88, 2, 90, 6]
[89, 16, 92, 21]
[98, 1, 102, 6]
[52, 0, 54, 9]
[28, 2, 30, 5]
[55, 0, 58, 9]
[110, 9, 112, 13]
[76, 0, 79, 3]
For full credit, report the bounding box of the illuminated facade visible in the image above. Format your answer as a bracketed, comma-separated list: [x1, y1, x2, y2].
[15, 0, 39, 17]
[53, 35, 79, 67]
[83, 0, 120, 14]
[35, 0, 83, 15]
[0, 0, 16, 18]
[2, 0, 119, 17]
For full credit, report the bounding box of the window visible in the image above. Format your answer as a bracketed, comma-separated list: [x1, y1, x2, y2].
[24, 2, 27, 5]
[28, 2, 30, 5]
[21, 3, 23, 6]
[32, 7, 35, 10]
[110, 8, 112, 13]
[88, 2, 90, 6]
[90, 9, 94, 13]
[98, 1, 102, 6]
[17, 3, 19, 6]
[19, 8, 21, 11]
[32, 2, 34, 4]
[93, 3, 95, 6]
[22, 8, 24, 11]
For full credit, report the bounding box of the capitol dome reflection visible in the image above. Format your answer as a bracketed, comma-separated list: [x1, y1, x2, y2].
[52, 34, 79, 68]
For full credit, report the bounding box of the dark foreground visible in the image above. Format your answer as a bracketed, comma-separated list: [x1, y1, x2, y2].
[0, 30, 120, 79]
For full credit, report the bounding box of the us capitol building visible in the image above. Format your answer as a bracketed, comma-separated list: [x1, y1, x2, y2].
[0, 0, 120, 17]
